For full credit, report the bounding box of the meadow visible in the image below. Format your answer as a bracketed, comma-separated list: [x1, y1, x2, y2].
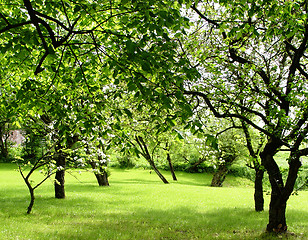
[0, 163, 307, 240]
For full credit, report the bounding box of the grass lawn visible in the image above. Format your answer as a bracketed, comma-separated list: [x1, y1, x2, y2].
[0, 163, 307, 240]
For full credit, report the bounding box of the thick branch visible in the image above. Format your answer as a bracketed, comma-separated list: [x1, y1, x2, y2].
[184, 90, 272, 137]
[0, 20, 32, 34]
[286, 109, 308, 142]
[287, 23, 308, 95]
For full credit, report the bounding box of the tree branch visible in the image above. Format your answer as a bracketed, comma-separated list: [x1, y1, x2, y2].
[184, 90, 273, 137]
[0, 20, 32, 34]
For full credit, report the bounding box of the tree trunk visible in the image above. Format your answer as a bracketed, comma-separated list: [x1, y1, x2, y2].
[260, 140, 286, 232]
[190, 157, 206, 172]
[254, 168, 264, 212]
[260, 139, 303, 233]
[0, 125, 9, 159]
[94, 171, 109, 186]
[267, 196, 287, 232]
[23, 173, 35, 214]
[241, 120, 265, 212]
[211, 164, 228, 187]
[167, 153, 177, 181]
[89, 161, 109, 186]
[0, 140, 8, 159]
[27, 188, 35, 214]
[55, 147, 65, 199]
[135, 135, 169, 184]
[151, 163, 169, 184]
[100, 169, 109, 186]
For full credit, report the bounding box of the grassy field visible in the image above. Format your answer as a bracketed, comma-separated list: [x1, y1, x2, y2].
[0, 163, 307, 240]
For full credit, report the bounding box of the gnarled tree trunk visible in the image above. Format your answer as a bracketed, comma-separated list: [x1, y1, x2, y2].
[260, 139, 301, 233]
[261, 142, 286, 232]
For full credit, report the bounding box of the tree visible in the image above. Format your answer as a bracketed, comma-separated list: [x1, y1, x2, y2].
[163, 142, 177, 181]
[0, 0, 193, 183]
[210, 129, 243, 187]
[187, 113, 244, 187]
[17, 143, 59, 214]
[80, 137, 111, 187]
[180, 0, 308, 232]
[113, 96, 171, 184]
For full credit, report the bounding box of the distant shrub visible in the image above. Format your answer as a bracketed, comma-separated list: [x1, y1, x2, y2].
[111, 155, 136, 168]
[228, 165, 255, 181]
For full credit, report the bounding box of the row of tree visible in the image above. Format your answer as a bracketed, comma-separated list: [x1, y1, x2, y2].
[1, 0, 308, 234]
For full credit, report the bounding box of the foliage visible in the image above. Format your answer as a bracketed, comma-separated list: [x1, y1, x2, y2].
[21, 128, 47, 164]
[176, 0, 308, 231]
[1, 0, 308, 232]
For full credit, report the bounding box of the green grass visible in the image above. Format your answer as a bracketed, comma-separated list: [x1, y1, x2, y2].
[0, 163, 307, 240]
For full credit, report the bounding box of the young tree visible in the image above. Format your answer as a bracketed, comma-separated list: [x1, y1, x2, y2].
[0, 0, 193, 183]
[17, 141, 58, 214]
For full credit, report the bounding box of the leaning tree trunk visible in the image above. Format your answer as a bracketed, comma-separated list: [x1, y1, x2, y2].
[55, 147, 66, 199]
[135, 135, 169, 184]
[151, 163, 169, 184]
[211, 164, 229, 187]
[167, 153, 177, 181]
[254, 167, 265, 212]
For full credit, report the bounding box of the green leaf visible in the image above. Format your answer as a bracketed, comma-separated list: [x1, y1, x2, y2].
[141, 61, 152, 73]
[123, 108, 133, 118]
[126, 40, 136, 54]
[174, 129, 184, 139]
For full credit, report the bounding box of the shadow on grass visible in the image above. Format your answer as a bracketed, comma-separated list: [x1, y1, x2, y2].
[1, 190, 307, 240]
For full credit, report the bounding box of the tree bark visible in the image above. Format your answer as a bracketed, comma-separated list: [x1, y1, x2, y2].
[254, 168, 264, 212]
[241, 120, 265, 212]
[260, 137, 303, 233]
[135, 135, 169, 184]
[89, 161, 109, 186]
[211, 164, 228, 187]
[260, 140, 286, 232]
[151, 163, 169, 184]
[27, 188, 35, 214]
[54, 147, 65, 199]
[267, 195, 287, 232]
[0, 125, 9, 159]
[167, 153, 177, 181]
[54, 136, 78, 198]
